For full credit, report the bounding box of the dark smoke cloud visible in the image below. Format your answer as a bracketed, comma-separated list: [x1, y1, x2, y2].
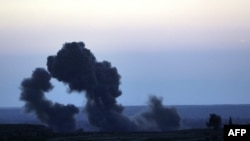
[47, 42, 97, 92]
[20, 68, 79, 132]
[47, 42, 137, 131]
[134, 95, 181, 131]
[20, 41, 181, 132]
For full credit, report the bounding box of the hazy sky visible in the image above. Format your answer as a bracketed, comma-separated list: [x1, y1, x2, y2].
[0, 0, 250, 107]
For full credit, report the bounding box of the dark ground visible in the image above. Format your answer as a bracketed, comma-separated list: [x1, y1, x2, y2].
[0, 124, 223, 141]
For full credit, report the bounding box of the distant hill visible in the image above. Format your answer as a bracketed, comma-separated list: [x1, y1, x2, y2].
[1, 104, 250, 130]
[123, 104, 250, 119]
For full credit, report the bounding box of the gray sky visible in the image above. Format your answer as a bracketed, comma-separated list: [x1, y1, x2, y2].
[0, 0, 250, 107]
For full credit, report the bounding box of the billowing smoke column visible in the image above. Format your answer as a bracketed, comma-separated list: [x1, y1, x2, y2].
[20, 41, 181, 132]
[47, 42, 137, 131]
[20, 68, 79, 132]
[134, 95, 181, 131]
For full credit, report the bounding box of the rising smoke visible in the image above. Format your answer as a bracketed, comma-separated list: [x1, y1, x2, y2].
[46, 42, 137, 131]
[20, 42, 181, 132]
[20, 68, 79, 132]
[134, 95, 181, 131]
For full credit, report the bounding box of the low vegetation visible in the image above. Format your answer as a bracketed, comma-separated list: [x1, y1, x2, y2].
[0, 124, 223, 141]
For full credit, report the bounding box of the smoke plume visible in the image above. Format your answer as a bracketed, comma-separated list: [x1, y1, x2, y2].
[20, 68, 79, 132]
[20, 41, 181, 132]
[134, 95, 181, 131]
[47, 42, 137, 131]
